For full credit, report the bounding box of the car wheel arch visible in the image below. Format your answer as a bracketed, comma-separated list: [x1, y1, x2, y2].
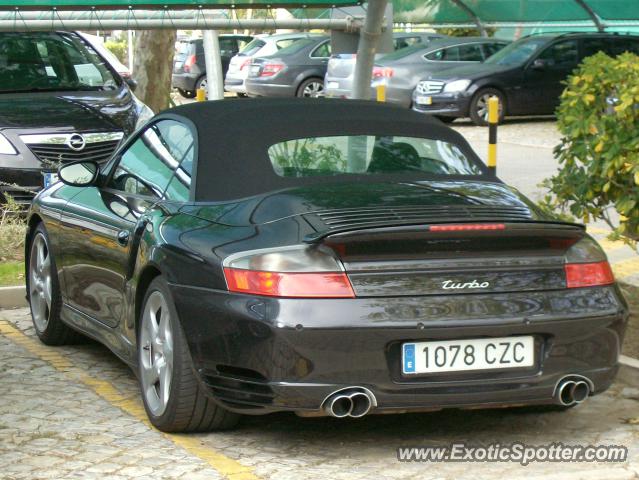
[471, 85, 508, 116]
[24, 214, 44, 290]
[296, 76, 325, 97]
[134, 264, 163, 335]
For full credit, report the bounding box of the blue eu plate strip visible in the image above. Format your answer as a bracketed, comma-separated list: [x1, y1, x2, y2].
[403, 343, 416, 374]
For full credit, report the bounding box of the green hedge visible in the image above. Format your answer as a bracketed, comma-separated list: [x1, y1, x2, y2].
[543, 52, 639, 242]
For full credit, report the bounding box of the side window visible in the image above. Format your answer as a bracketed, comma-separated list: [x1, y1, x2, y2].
[582, 38, 610, 59]
[107, 120, 194, 201]
[483, 42, 506, 59]
[610, 38, 639, 56]
[456, 44, 484, 61]
[537, 40, 579, 68]
[311, 41, 331, 58]
[276, 39, 298, 50]
[425, 48, 445, 61]
[219, 38, 236, 56]
[441, 46, 460, 61]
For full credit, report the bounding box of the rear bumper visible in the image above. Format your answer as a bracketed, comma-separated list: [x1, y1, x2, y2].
[245, 80, 296, 98]
[224, 77, 247, 94]
[170, 284, 628, 415]
[172, 73, 198, 92]
[411, 91, 473, 117]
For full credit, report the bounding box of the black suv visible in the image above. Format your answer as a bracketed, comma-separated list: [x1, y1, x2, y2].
[412, 33, 639, 125]
[0, 31, 153, 204]
[172, 35, 253, 98]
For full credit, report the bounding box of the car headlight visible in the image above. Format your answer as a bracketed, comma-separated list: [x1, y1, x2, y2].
[443, 79, 471, 93]
[0, 132, 17, 155]
[134, 97, 155, 130]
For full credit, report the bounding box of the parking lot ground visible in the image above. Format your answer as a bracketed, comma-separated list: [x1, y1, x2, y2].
[1, 307, 639, 480]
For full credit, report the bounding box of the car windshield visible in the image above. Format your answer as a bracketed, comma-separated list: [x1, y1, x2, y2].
[268, 135, 481, 177]
[0, 32, 119, 93]
[484, 37, 549, 65]
[275, 37, 318, 56]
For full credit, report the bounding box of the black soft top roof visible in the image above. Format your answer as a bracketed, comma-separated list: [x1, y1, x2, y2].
[159, 98, 489, 202]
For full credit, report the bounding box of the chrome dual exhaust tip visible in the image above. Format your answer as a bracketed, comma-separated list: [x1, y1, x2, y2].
[323, 387, 376, 418]
[555, 376, 592, 406]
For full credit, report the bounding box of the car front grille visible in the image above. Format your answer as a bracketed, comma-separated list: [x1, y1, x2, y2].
[304, 205, 534, 232]
[0, 185, 38, 204]
[20, 132, 124, 167]
[416, 81, 445, 95]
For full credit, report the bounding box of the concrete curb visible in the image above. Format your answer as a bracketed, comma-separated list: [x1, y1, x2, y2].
[0, 286, 27, 309]
[619, 355, 639, 387]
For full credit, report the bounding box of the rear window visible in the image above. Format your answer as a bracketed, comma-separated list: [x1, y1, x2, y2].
[268, 135, 481, 177]
[276, 38, 303, 50]
[239, 38, 265, 56]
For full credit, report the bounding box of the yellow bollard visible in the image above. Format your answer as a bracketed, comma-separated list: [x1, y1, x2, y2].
[376, 84, 386, 103]
[196, 88, 206, 102]
[487, 96, 499, 176]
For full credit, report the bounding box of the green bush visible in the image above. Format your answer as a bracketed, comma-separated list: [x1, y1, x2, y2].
[543, 51, 639, 242]
[104, 40, 128, 65]
[0, 194, 26, 262]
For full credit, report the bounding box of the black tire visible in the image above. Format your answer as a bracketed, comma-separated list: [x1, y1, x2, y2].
[27, 224, 83, 345]
[137, 276, 240, 432]
[296, 77, 324, 98]
[435, 115, 456, 124]
[469, 87, 505, 126]
[177, 88, 196, 99]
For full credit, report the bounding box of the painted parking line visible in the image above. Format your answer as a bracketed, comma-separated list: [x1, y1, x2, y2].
[0, 319, 260, 480]
[612, 257, 639, 280]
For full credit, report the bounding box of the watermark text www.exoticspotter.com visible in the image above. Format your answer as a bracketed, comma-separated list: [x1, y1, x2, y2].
[397, 443, 627, 466]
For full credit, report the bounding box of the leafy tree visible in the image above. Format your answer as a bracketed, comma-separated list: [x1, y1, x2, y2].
[542, 52, 639, 242]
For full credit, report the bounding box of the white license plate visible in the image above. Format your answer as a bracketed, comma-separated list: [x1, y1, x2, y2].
[43, 172, 58, 188]
[402, 336, 534, 374]
[416, 95, 433, 105]
[327, 81, 339, 89]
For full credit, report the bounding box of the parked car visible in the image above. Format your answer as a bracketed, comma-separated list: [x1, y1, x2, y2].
[369, 37, 509, 108]
[0, 31, 153, 204]
[324, 32, 447, 99]
[412, 32, 639, 125]
[27, 98, 627, 432]
[224, 33, 311, 96]
[245, 35, 331, 98]
[78, 32, 132, 79]
[172, 34, 253, 98]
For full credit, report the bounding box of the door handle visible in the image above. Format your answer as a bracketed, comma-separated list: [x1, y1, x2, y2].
[117, 230, 130, 246]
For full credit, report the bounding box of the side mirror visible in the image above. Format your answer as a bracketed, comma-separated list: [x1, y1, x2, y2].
[532, 59, 547, 70]
[58, 161, 99, 187]
[125, 77, 138, 92]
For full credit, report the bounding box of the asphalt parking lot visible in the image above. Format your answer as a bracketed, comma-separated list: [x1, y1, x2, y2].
[3, 116, 639, 480]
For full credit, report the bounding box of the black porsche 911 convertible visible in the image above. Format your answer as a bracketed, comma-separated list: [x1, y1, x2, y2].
[25, 98, 627, 432]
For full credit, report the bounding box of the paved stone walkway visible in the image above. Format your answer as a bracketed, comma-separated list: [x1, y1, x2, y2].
[1, 307, 639, 480]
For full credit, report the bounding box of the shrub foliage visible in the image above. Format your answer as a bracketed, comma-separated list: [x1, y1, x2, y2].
[544, 51, 639, 242]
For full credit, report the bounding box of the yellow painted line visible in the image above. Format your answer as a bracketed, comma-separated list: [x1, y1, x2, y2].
[598, 238, 631, 254]
[0, 320, 260, 480]
[612, 257, 639, 280]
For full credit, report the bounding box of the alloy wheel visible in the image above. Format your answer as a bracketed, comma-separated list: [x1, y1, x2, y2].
[139, 291, 174, 417]
[29, 234, 52, 332]
[302, 81, 324, 98]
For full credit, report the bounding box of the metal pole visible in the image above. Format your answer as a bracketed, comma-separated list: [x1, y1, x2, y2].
[203, 29, 224, 101]
[450, 0, 488, 37]
[352, 0, 388, 100]
[487, 96, 499, 176]
[0, 17, 353, 32]
[127, 30, 134, 71]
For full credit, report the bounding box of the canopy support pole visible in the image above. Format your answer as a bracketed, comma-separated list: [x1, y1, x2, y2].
[203, 29, 224, 100]
[573, 0, 605, 32]
[352, 0, 388, 100]
[450, 0, 488, 37]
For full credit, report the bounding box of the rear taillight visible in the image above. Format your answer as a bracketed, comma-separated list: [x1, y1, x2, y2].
[372, 66, 394, 79]
[240, 58, 252, 70]
[223, 246, 354, 298]
[565, 262, 614, 288]
[184, 54, 196, 72]
[260, 62, 285, 77]
[430, 223, 505, 232]
[564, 237, 614, 288]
